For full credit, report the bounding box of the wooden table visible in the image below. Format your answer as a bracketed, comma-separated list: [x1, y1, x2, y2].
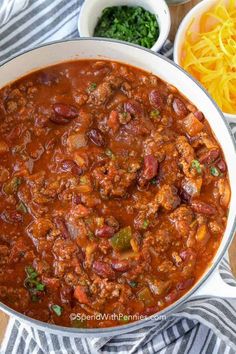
[0, 0, 235, 346]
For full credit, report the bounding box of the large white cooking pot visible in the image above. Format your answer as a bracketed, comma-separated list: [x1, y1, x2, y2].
[0, 39, 236, 337]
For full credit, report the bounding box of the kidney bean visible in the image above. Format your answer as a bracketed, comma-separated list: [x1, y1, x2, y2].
[60, 286, 73, 305]
[87, 129, 106, 147]
[143, 306, 159, 316]
[176, 278, 195, 291]
[180, 248, 196, 262]
[38, 72, 58, 86]
[1, 209, 23, 224]
[199, 149, 220, 165]
[165, 289, 178, 303]
[72, 194, 82, 205]
[149, 90, 164, 109]
[61, 159, 82, 176]
[179, 188, 191, 203]
[53, 103, 78, 118]
[92, 261, 115, 279]
[217, 159, 227, 172]
[173, 98, 188, 117]
[194, 111, 204, 122]
[111, 259, 131, 272]
[125, 100, 143, 116]
[95, 225, 115, 239]
[54, 216, 70, 239]
[191, 200, 216, 215]
[50, 114, 70, 125]
[50, 103, 79, 124]
[142, 155, 158, 180]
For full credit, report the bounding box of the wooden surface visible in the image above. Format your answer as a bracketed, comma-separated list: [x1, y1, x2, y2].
[169, 0, 201, 41]
[0, 0, 236, 346]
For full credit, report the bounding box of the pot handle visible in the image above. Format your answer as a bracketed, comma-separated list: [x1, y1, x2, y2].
[193, 265, 236, 298]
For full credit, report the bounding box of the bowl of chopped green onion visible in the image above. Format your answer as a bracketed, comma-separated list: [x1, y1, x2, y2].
[78, 0, 171, 52]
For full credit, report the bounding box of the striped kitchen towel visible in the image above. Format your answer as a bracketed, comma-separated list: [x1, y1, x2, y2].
[0, 1, 236, 353]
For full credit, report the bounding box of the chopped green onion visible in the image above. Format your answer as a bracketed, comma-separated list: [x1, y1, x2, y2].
[94, 6, 159, 49]
[191, 160, 201, 174]
[36, 283, 45, 291]
[25, 266, 45, 300]
[150, 110, 160, 119]
[142, 220, 149, 229]
[210, 166, 220, 177]
[105, 148, 115, 160]
[80, 176, 89, 185]
[129, 280, 138, 288]
[25, 266, 38, 279]
[3, 176, 21, 195]
[17, 201, 28, 214]
[150, 178, 157, 185]
[51, 304, 63, 316]
[87, 82, 97, 93]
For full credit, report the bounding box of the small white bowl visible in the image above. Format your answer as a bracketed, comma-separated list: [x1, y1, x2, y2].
[78, 0, 171, 53]
[173, 0, 236, 123]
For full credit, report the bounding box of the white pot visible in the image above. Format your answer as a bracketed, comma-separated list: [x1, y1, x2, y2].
[0, 39, 236, 337]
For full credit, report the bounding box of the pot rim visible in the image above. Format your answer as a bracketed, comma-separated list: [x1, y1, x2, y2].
[0, 37, 236, 336]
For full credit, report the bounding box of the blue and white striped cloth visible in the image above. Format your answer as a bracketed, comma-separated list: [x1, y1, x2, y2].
[0, 1, 236, 353]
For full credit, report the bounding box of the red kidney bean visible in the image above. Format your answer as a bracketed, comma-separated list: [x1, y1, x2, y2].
[53, 103, 78, 118]
[176, 278, 195, 291]
[143, 306, 159, 316]
[149, 90, 164, 109]
[199, 149, 220, 165]
[87, 129, 106, 147]
[95, 225, 115, 239]
[72, 194, 82, 206]
[60, 286, 73, 305]
[142, 155, 158, 180]
[50, 114, 70, 125]
[191, 200, 216, 215]
[92, 261, 115, 279]
[217, 159, 227, 172]
[61, 159, 82, 176]
[194, 111, 204, 122]
[125, 100, 143, 116]
[165, 289, 178, 303]
[53, 216, 70, 239]
[111, 259, 131, 272]
[1, 209, 23, 224]
[173, 98, 188, 117]
[179, 188, 191, 203]
[38, 72, 58, 86]
[180, 248, 196, 262]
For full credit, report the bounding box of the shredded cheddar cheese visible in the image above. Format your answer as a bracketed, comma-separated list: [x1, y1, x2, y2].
[181, 0, 236, 114]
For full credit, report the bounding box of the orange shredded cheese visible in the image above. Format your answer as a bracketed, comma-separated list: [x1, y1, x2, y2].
[181, 0, 236, 114]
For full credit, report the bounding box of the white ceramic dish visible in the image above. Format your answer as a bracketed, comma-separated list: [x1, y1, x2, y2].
[0, 39, 236, 337]
[78, 0, 171, 52]
[173, 0, 236, 123]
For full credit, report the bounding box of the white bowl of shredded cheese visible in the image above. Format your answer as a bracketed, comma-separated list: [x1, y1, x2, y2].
[174, 0, 236, 123]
